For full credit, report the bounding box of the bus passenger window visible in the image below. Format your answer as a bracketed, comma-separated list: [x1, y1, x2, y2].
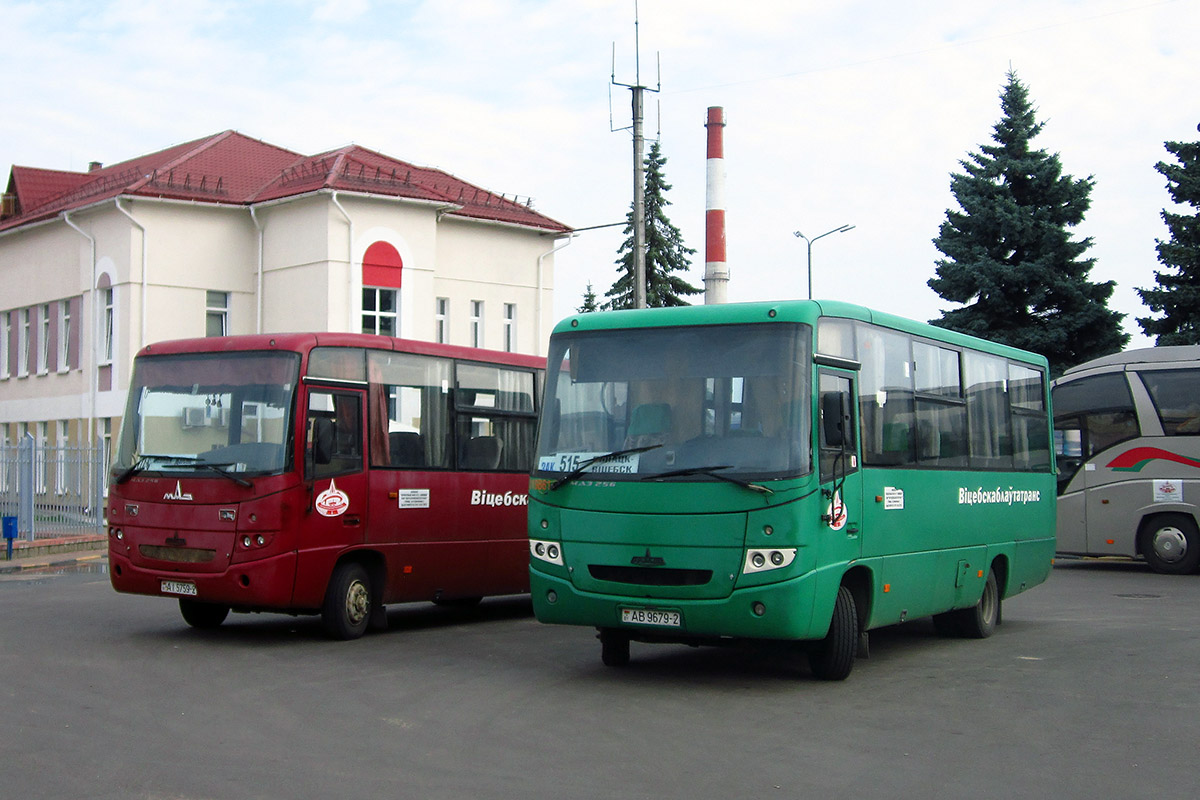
[306, 390, 362, 479]
[1139, 370, 1200, 435]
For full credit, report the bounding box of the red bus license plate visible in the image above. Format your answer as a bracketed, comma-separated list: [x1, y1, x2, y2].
[161, 580, 197, 597]
[621, 608, 680, 627]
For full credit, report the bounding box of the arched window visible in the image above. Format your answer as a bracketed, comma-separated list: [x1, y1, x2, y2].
[362, 241, 402, 336]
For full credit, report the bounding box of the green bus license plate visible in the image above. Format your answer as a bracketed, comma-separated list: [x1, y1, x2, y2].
[161, 580, 197, 597]
[621, 608, 681, 627]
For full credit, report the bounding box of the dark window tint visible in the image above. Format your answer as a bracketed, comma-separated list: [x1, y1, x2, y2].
[1139, 370, 1200, 435]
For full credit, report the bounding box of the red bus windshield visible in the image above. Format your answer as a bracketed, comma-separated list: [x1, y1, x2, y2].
[114, 351, 300, 478]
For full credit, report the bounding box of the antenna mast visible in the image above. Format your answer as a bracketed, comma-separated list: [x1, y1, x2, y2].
[612, 2, 660, 309]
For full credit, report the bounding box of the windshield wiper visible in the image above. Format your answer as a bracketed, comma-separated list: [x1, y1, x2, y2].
[113, 454, 200, 485]
[195, 461, 253, 488]
[548, 444, 663, 491]
[641, 465, 774, 496]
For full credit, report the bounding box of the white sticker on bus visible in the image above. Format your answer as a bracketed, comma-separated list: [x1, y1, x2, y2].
[398, 489, 430, 509]
[883, 486, 904, 510]
[827, 492, 847, 531]
[315, 480, 349, 517]
[1154, 480, 1182, 503]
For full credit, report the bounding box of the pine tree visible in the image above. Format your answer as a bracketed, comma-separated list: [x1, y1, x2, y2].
[605, 140, 702, 309]
[578, 282, 599, 313]
[928, 70, 1127, 374]
[1136, 125, 1200, 345]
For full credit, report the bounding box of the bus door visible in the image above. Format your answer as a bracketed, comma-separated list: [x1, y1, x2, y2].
[298, 386, 369, 572]
[818, 370, 862, 563]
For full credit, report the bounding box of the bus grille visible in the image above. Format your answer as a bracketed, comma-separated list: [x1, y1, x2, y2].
[139, 545, 217, 564]
[588, 565, 712, 587]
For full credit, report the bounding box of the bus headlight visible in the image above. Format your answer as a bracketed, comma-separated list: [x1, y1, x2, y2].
[743, 548, 797, 575]
[529, 538, 564, 566]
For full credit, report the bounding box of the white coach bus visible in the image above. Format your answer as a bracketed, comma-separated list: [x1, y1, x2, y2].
[1052, 345, 1200, 574]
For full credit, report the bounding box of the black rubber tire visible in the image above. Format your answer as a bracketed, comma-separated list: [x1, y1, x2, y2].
[809, 585, 857, 680]
[322, 562, 372, 640]
[957, 567, 1000, 639]
[599, 628, 631, 667]
[1139, 513, 1200, 575]
[179, 598, 230, 629]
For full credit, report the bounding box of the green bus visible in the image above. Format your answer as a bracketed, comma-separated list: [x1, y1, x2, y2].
[528, 300, 1055, 679]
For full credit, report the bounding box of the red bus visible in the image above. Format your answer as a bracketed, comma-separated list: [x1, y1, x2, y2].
[107, 333, 543, 638]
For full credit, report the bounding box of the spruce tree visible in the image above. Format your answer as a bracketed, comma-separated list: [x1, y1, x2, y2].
[605, 140, 702, 309]
[928, 70, 1127, 374]
[1136, 125, 1200, 345]
[578, 282, 599, 313]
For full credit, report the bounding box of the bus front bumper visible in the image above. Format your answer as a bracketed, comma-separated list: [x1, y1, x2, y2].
[109, 549, 299, 611]
[530, 567, 828, 643]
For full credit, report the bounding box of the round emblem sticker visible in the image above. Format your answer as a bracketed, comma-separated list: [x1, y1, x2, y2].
[315, 479, 350, 517]
[826, 491, 847, 531]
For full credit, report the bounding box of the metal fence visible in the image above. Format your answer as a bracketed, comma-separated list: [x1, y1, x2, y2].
[0, 433, 106, 540]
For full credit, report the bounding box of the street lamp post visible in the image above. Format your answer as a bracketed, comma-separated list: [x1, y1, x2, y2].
[793, 224, 855, 300]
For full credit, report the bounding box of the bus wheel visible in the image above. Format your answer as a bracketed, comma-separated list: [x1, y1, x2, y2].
[809, 585, 857, 681]
[599, 628, 630, 667]
[957, 567, 999, 639]
[1140, 514, 1200, 575]
[322, 562, 372, 640]
[179, 598, 230, 629]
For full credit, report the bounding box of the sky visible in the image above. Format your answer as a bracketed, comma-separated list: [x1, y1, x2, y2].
[3, 0, 1197, 350]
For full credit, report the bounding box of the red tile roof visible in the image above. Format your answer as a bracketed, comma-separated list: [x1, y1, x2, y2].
[1, 131, 571, 234]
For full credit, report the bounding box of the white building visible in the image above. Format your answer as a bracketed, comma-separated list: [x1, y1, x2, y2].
[0, 130, 572, 465]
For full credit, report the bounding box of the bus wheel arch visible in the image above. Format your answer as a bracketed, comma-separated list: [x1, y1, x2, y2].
[1137, 513, 1200, 575]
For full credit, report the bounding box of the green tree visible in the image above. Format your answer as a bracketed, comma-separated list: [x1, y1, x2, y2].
[1136, 124, 1200, 344]
[578, 282, 599, 313]
[605, 140, 701, 309]
[928, 70, 1127, 374]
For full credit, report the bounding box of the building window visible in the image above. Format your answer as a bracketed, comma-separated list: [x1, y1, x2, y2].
[37, 303, 50, 374]
[362, 287, 398, 337]
[56, 420, 70, 495]
[206, 291, 229, 337]
[18, 308, 30, 376]
[435, 298, 449, 344]
[58, 300, 71, 372]
[35, 421, 47, 494]
[503, 303, 516, 352]
[101, 288, 114, 364]
[1, 312, 9, 378]
[470, 301, 484, 348]
[101, 418, 112, 497]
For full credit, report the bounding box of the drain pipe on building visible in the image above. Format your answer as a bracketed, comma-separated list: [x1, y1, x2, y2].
[62, 210, 97, 450]
[330, 192, 356, 333]
[114, 198, 147, 349]
[536, 234, 575, 353]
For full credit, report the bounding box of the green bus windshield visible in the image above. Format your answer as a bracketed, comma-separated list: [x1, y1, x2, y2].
[535, 322, 812, 481]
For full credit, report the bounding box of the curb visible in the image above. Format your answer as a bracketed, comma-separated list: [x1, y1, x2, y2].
[0, 549, 108, 575]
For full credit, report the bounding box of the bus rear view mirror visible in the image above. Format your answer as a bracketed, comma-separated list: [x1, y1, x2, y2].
[821, 391, 846, 448]
[313, 417, 335, 465]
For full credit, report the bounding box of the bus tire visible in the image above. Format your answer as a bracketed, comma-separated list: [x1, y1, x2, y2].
[957, 567, 999, 639]
[322, 562, 372, 640]
[1139, 514, 1200, 575]
[809, 585, 857, 681]
[179, 598, 230, 629]
[599, 628, 630, 667]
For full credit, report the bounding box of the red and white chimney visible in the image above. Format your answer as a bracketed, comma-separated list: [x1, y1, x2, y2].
[704, 107, 728, 305]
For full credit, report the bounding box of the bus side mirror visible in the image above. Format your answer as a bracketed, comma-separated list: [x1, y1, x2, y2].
[313, 417, 335, 465]
[821, 391, 845, 448]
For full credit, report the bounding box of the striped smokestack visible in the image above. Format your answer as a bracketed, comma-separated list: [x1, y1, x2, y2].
[704, 107, 728, 304]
